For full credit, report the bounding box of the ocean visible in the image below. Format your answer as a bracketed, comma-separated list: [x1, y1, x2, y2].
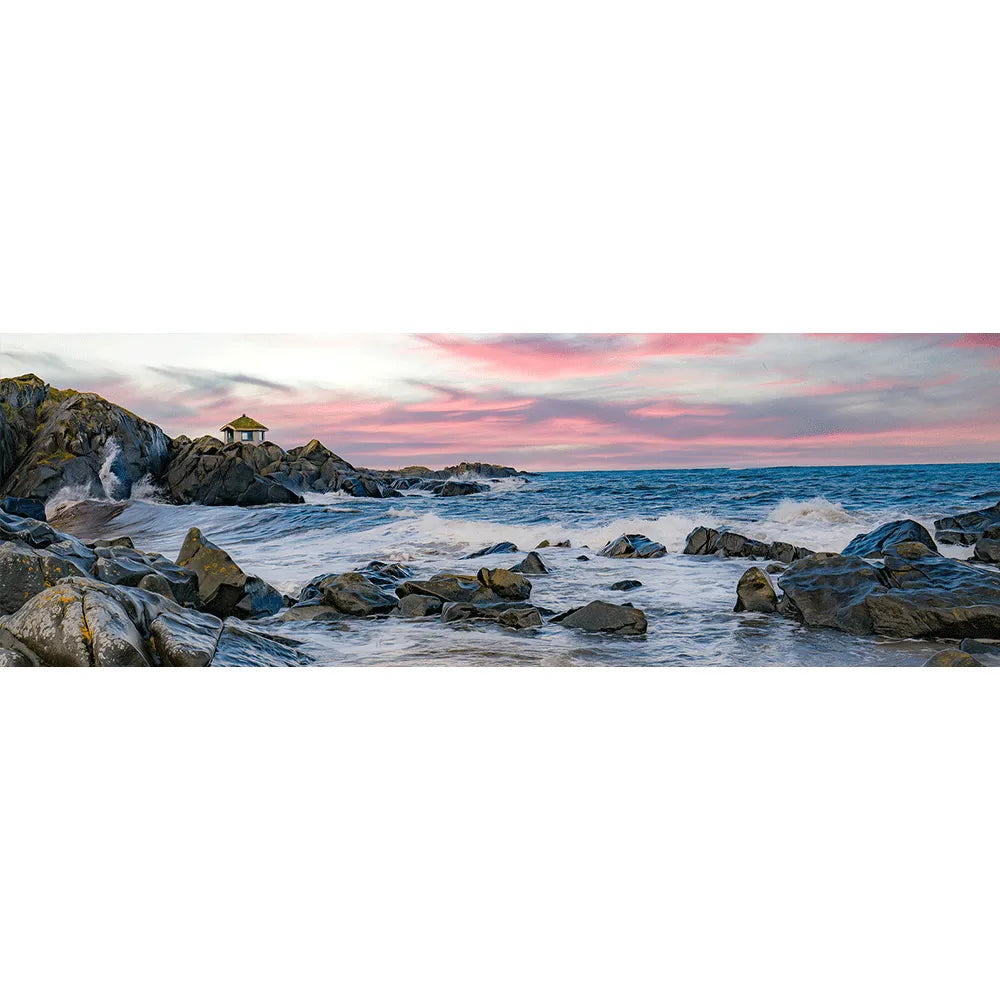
[52, 463, 1000, 667]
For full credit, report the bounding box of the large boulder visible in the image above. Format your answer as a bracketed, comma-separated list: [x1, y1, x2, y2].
[864, 541, 1000, 640]
[440, 603, 543, 629]
[734, 567, 778, 613]
[92, 545, 199, 606]
[0, 375, 170, 502]
[777, 554, 888, 635]
[176, 528, 284, 618]
[685, 526, 813, 564]
[842, 519, 937, 558]
[777, 541, 1000, 640]
[433, 480, 487, 497]
[973, 535, 1000, 564]
[0, 577, 307, 667]
[165, 436, 304, 507]
[599, 534, 667, 559]
[552, 601, 648, 636]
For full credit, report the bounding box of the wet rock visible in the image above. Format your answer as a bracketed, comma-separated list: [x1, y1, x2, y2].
[536, 539, 570, 549]
[0, 539, 89, 615]
[137, 573, 176, 600]
[766, 563, 785, 574]
[93, 547, 199, 605]
[397, 573, 495, 605]
[599, 534, 667, 559]
[973, 537, 1000, 564]
[398, 594, 443, 618]
[440, 602, 542, 629]
[552, 601, 647, 636]
[610, 580, 642, 592]
[150, 610, 224, 668]
[209, 620, 308, 668]
[317, 572, 399, 617]
[0, 497, 46, 521]
[476, 568, 532, 601]
[465, 542, 519, 559]
[934, 502, 1000, 546]
[734, 567, 778, 613]
[510, 551, 548, 575]
[434, 480, 487, 497]
[577, 555, 590, 562]
[777, 554, 888, 635]
[842, 519, 937, 558]
[778, 541, 1000, 640]
[923, 649, 985, 668]
[176, 527, 283, 619]
[685, 526, 812, 563]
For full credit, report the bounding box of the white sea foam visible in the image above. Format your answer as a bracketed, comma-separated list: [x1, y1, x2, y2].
[98, 439, 125, 499]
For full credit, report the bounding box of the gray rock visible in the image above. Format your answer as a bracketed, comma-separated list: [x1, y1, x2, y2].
[176, 527, 283, 618]
[150, 610, 224, 668]
[398, 594, 443, 618]
[0, 539, 92, 615]
[734, 567, 778, 613]
[552, 601, 647, 636]
[278, 602, 346, 623]
[973, 537, 1000, 563]
[842, 519, 937, 558]
[440, 602, 543, 629]
[137, 573, 177, 600]
[91, 536, 135, 549]
[433, 480, 487, 497]
[317, 572, 399, 617]
[510, 551, 548, 575]
[397, 574, 495, 605]
[208, 620, 308, 668]
[536, 539, 570, 548]
[934, 502, 1000, 546]
[610, 580, 643, 592]
[777, 554, 887, 635]
[685, 526, 813, 563]
[599, 534, 667, 559]
[476, 568, 532, 601]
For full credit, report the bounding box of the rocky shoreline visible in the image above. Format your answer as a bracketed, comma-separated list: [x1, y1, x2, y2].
[2, 375, 999, 667]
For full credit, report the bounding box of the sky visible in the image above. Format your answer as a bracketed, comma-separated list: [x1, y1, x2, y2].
[0, 333, 996, 470]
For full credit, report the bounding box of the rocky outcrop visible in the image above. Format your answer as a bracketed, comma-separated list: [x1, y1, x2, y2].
[0, 374, 170, 503]
[734, 567, 778, 613]
[777, 541, 1000, 639]
[397, 573, 497, 605]
[165, 436, 305, 506]
[552, 601, 647, 636]
[599, 534, 666, 559]
[176, 528, 284, 618]
[314, 573, 399, 617]
[610, 580, 642, 592]
[0, 577, 306, 667]
[973, 534, 1000, 564]
[476, 568, 532, 601]
[934, 502, 1000, 546]
[842, 519, 936, 558]
[441, 603, 542, 629]
[685, 526, 813, 564]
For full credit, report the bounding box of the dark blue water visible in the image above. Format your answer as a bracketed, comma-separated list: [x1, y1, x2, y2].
[55, 463, 1000, 667]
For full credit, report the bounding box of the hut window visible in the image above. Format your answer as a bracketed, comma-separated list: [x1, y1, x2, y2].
[241, 431, 253, 441]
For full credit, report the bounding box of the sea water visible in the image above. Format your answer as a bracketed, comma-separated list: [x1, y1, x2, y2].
[50, 463, 1000, 667]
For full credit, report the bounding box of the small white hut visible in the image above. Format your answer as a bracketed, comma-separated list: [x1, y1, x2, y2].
[220, 414, 269, 445]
